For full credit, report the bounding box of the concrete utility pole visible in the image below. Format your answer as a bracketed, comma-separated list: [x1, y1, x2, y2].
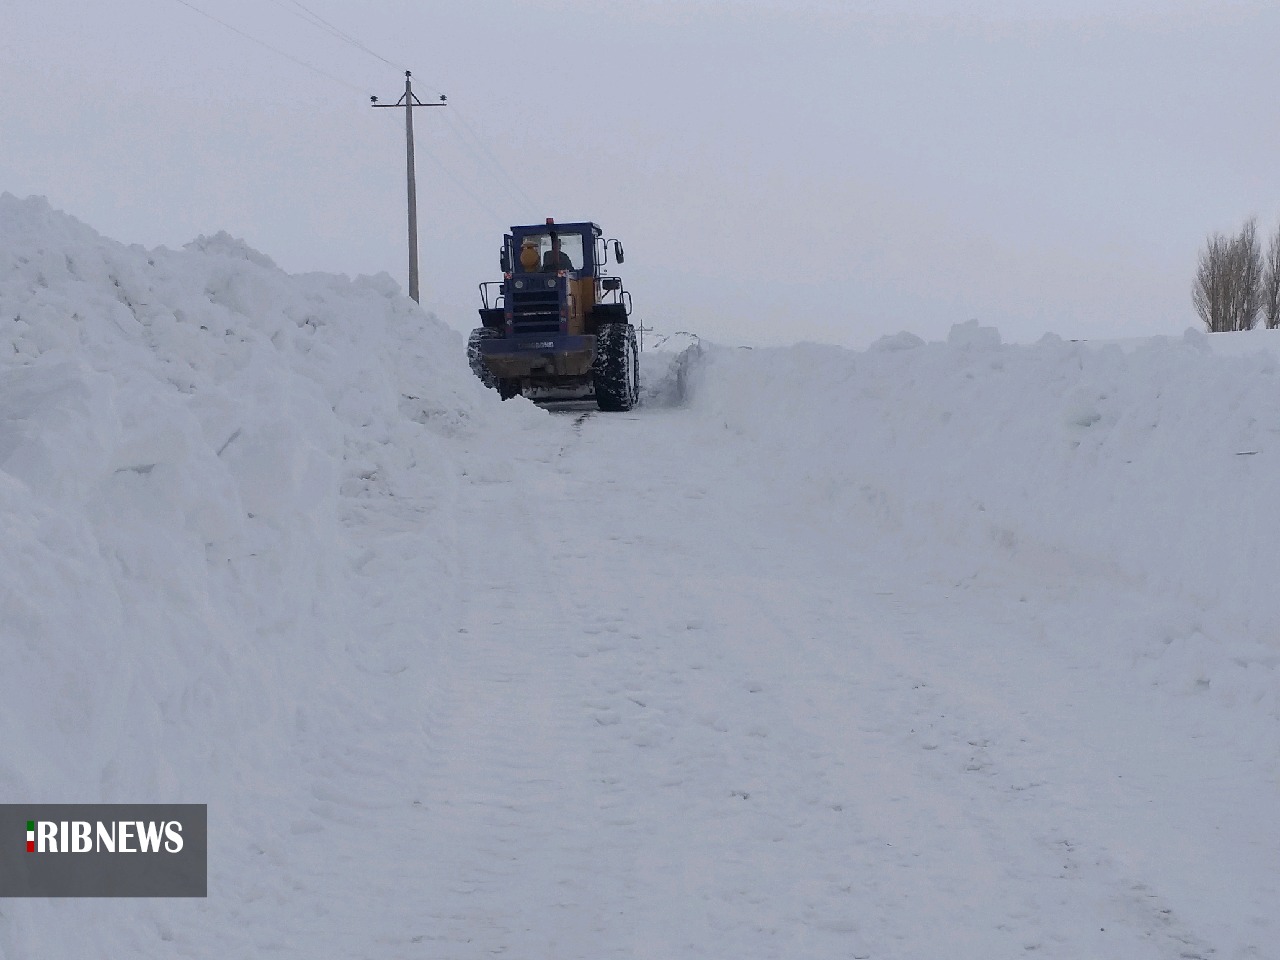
[372, 72, 446, 303]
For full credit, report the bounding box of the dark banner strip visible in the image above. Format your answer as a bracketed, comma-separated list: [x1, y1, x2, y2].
[0, 804, 206, 897]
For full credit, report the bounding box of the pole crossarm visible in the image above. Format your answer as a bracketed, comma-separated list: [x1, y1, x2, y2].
[371, 96, 447, 108]
[371, 71, 446, 304]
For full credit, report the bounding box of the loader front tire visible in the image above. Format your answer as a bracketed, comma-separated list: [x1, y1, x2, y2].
[594, 322, 639, 412]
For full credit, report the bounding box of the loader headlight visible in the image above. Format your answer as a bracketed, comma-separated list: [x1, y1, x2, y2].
[514, 280, 525, 289]
[545, 278, 555, 288]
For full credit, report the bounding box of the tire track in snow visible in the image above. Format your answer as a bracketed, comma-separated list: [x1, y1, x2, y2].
[394, 406, 1271, 959]
[411, 420, 657, 957]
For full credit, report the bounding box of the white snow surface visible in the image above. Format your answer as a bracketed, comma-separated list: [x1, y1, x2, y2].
[1, 194, 1278, 958]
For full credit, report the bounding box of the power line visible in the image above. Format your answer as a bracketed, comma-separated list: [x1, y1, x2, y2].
[420, 142, 511, 226]
[438, 116, 533, 217]
[167, 0, 542, 227]
[263, 2, 536, 213]
[263, 0, 409, 74]
[166, 0, 365, 93]
[442, 109, 542, 216]
[456, 110, 541, 213]
[264, 0, 451, 101]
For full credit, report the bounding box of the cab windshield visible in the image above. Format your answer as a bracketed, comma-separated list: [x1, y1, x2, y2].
[516, 232, 584, 273]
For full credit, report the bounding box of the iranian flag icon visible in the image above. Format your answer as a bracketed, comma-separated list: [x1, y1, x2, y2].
[26, 821, 34, 853]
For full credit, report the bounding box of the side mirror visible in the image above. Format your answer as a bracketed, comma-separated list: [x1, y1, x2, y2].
[602, 277, 622, 292]
[500, 247, 510, 273]
[613, 240, 625, 264]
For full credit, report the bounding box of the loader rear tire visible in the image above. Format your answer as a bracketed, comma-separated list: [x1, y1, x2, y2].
[594, 322, 639, 412]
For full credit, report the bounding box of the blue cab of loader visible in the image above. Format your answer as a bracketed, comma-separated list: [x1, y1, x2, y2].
[469, 219, 639, 411]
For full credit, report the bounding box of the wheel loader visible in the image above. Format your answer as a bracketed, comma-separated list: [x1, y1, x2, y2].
[468, 219, 639, 411]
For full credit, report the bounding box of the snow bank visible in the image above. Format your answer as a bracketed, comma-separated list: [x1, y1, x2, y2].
[681, 321, 1280, 718]
[0, 194, 551, 955]
[639, 332, 703, 407]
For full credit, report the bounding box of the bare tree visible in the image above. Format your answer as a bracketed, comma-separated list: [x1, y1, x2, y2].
[1236, 218, 1263, 331]
[1193, 232, 1230, 332]
[1263, 221, 1280, 329]
[1193, 218, 1262, 332]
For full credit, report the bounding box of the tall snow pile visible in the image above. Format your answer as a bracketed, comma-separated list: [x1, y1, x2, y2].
[681, 322, 1280, 719]
[0, 194, 548, 955]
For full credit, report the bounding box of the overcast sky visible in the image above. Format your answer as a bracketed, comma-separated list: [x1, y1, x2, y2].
[6, 0, 1280, 347]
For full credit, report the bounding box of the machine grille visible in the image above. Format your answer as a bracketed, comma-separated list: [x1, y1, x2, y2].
[510, 287, 562, 335]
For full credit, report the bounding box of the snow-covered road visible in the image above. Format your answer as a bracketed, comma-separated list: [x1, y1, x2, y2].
[355, 404, 1277, 959]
